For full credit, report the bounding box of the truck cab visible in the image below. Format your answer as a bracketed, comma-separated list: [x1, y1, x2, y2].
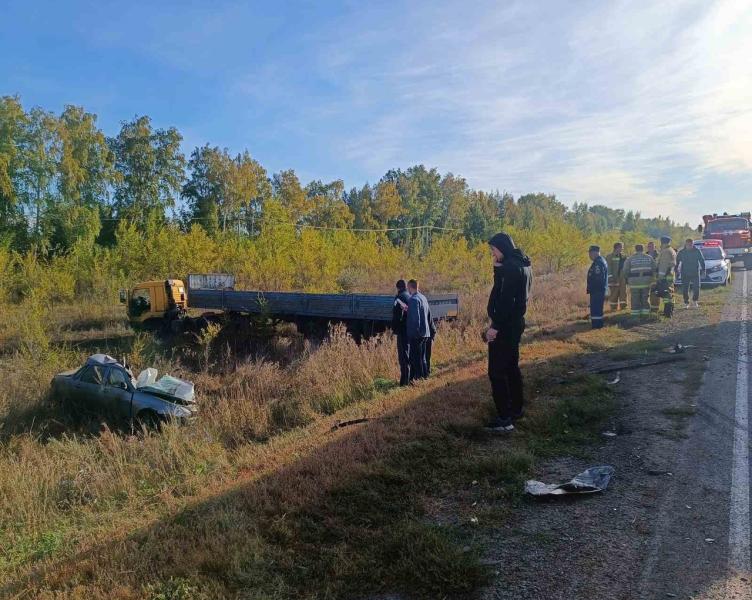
[121, 279, 187, 327]
[702, 212, 752, 267]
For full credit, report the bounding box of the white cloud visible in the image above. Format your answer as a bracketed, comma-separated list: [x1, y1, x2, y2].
[314, 0, 752, 224]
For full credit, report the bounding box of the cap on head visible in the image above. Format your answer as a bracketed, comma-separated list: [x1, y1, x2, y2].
[660, 235, 671, 245]
[396, 279, 406, 290]
[488, 232, 516, 256]
[589, 245, 600, 253]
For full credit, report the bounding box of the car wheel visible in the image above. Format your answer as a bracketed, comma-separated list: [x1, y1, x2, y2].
[135, 409, 164, 432]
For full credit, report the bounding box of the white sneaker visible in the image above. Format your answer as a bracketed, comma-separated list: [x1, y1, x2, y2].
[693, 301, 699, 308]
[684, 303, 689, 309]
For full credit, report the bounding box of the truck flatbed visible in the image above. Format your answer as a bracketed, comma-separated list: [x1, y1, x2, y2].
[187, 288, 459, 322]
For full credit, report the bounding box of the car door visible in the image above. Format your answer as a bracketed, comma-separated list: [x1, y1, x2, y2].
[103, 367, 134, 420]
[73, 365, 106, 412]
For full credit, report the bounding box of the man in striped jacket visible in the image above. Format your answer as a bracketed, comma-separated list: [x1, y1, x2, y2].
[623, 244, 656, 317]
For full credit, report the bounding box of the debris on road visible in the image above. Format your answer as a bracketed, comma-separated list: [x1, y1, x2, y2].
[590, 355, 686, 374]
[663, 343, 695, 354]
[525, 466, 615, 497]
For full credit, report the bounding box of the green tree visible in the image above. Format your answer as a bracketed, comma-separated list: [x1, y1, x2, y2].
[109, 115, 185, 229]
[182, 145, 222, 235]
[18, 107, 60, 246]
[272, 169, 308, 224]
[439, 173, 469, 229]
[0, 96, 28, 241]
[48, 105, 116, 250]
[304, 179, 354, 228]
[464, 190, 502, 243]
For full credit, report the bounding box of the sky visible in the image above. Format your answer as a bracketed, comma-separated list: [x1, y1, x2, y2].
[2, 0, 751, 226]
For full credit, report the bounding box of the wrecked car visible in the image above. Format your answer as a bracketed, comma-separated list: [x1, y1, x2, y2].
[51, 354, 197, 426]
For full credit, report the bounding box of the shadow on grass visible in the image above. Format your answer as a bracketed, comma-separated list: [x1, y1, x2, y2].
[3, 360, 620, 599]
[2, 312, 735, 599]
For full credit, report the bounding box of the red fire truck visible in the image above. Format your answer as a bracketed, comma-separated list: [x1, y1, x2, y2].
[702, 212, 752, 268]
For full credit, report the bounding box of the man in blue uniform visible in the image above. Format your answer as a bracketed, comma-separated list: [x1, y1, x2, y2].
[406, 279, 431, 381]
[587, 245, 608, 329]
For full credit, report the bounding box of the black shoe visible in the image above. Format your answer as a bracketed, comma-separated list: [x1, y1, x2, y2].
[484, 417, 515, 433]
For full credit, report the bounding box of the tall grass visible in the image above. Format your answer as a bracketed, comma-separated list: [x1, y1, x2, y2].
[0, 260, 589, 592]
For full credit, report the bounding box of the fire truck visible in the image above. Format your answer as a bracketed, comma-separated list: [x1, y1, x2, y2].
[702, 212, 752, 268]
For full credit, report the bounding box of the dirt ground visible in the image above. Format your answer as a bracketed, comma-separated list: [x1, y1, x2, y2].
[481, 280, 749, 599]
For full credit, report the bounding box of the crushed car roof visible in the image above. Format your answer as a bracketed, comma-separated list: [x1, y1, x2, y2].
[85, 354, 123, 367]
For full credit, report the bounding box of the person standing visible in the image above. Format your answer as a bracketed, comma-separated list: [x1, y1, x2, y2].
[425, 306, 437, 376]
[587, 245, 608, 329]
[391, 279, 411, 386]
[406, 279, 431, 382]
[484, 232, 532, 433]
[623, 244, 655, 318]
[605, 242, 627, 311]
[652, 236, 677, 317]
[677, 239, 705, 309]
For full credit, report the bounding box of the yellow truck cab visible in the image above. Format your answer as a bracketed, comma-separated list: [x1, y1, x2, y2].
[121, 279, 187, 326]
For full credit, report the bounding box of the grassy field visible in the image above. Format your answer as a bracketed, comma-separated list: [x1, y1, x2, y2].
[0, 275, 725, 599]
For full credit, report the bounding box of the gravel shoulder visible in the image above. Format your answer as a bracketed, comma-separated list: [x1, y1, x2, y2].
[482, 282, 741, 600]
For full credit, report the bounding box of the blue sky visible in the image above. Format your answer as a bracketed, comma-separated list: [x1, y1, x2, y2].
[2, 0, 751, 226]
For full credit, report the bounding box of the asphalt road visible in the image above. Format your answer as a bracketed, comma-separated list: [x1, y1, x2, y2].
[637, 270, 752, 599]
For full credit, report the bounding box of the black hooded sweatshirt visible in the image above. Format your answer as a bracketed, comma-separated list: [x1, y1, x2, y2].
[487, 233, 533, 344]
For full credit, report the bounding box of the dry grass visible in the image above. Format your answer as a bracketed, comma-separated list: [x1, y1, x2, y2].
[0, 269, 604, 598]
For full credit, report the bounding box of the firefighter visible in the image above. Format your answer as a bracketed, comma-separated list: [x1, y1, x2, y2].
[651, 235, 677, 317]
[605, 242, 627, 310]
[587, 245, 608, 329]
[646, 241, 659, 260]
[623, 244, 655, 317]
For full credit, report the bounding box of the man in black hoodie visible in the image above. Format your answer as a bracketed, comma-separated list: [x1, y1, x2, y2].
[391, 279, 411, 386]
[485, 232, 533, 432]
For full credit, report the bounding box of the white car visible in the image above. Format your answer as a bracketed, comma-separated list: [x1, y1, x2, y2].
[676, 241, 731, 287]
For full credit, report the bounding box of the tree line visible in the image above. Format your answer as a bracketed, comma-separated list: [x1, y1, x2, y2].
[0, 95, 696, 258]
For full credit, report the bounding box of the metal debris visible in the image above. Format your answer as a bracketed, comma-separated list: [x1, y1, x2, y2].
[590, 355, 686, 374]
[525, 466, 615, 497]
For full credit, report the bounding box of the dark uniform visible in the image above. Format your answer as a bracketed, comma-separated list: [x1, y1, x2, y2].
[406, 290, 431, 381]
[677, 245, 706, 304]
[425, 308, 437, 376]
[391, 285, 411, 386]
[587, 247, 608, 329]
[487, 233, 533, 427]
